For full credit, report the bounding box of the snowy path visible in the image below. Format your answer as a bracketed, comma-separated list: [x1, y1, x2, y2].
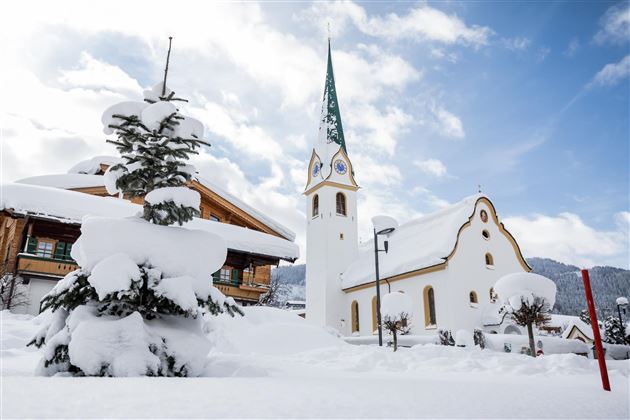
[2, 310, 628, 418]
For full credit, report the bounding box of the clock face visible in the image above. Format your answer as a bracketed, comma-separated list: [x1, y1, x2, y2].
[334, 159, 347, 175]
[312, 162, 320, 178]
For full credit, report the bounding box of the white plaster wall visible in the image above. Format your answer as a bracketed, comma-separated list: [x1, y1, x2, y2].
[305, 184, 358, 331]
[343, 269, 449, 336]
[445, 200, 528, 333]
[26, 278, 56, 315]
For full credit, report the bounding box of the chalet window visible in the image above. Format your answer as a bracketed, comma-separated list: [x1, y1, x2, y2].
[469, 291, 478, 304]
[53, 242, 73, 261]
[312, 194, 319, 217]
[209, 214, 220, 222]
[485, 252, 494, 266]
[35, 240, 54, 258]
[336, 192, 346, 216]
[351, 300, 360, 333]
[423, 286, 437, 327]
[213, 268, 232, 284]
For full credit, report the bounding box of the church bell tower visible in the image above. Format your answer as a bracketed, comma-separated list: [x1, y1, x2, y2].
[304, 40, 359, 331]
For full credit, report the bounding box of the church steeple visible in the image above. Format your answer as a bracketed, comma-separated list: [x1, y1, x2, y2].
[318, 39, 347, 154]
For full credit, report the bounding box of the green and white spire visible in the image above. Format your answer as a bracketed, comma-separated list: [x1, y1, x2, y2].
[316, 39, 347, 174]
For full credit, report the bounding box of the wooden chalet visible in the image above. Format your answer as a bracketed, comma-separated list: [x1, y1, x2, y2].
[1, 157, 298, 314]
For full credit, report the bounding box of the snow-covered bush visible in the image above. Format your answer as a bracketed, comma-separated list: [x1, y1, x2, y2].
[28, 75, 242, 377]
[473, 329, 486, 349]
[381, 292, 411, 351]
[494, 272, 556, 357]
[438, 329, 455, 346]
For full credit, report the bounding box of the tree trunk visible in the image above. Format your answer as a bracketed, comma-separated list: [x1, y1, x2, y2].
[393, 329, 398, 352]
[527, 322, 536, 357]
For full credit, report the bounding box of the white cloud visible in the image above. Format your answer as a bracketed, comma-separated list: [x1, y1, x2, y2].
[414, 159, 448, 177]
[345, 104, 413, 155]
[564, 37, 580, 57]
[589, 55, 630, 88]
[301, 2, 493, 47]
[536, 46, 551, 62]
[594, 2, 630, 45]
[431, 105, 465, 139]
[501, 37, 531, 51]
[58, 52, 143, 95]
[410, 186, 450, 209]
[504, 212, 629, 268]
[353, 153, 402, 187]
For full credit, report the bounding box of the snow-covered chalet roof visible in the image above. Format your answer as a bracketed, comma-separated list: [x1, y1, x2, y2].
[561, 317, 595, 341]
[17, 174, 107, 190]
[1, 183, 298, 262]
[16, 158, 295, 241]
[341, 194, 484, 290]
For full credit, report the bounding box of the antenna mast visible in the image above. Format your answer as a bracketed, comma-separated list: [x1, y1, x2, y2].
[162, 36, 173, 97]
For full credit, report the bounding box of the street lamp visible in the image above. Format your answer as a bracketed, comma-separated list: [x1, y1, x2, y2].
[616, 296, 628, 327]
[372, 215, 398, 347]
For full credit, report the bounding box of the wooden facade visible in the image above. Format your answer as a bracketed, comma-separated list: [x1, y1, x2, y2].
[1, 174, 292, 308]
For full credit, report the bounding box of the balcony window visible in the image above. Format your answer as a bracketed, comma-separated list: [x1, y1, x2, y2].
[35, 240, 54, 258]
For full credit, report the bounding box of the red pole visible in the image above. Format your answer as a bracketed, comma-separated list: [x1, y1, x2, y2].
[581, 269, 611, 392]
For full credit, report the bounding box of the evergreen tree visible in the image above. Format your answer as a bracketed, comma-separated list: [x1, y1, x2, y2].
[28, 39, 242, 377]
[602, 316, 629, 345]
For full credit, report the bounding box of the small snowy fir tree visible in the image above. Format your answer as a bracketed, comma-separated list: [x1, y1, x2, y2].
[494, 273, 556, 358]
[579, 309, 592, 325]
[381, 292, 411, 352]
[28, 40, 242, 377]
[602, 316, 629, 345]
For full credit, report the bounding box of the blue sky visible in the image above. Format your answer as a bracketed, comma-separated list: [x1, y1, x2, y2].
[2, 1, 628, 268]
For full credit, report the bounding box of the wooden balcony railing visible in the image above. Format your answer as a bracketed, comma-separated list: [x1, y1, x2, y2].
[17, 253, 78, 277]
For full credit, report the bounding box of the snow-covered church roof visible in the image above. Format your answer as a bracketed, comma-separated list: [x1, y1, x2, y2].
[341, 194, 485, 290]
[1, 183, 298, 262]
[17, 156, 296, 241]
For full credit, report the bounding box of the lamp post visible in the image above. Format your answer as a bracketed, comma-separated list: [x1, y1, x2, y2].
[616, 297, 628, 327]
[372, 216, 398, 347]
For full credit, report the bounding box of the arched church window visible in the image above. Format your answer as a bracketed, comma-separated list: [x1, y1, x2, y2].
[371, 296, 377, 333]
[485, 252, 494, 266]
[469, 291, 478, 304]
[351, 300, 360, 333]
[312, 194, 319, 217]
[423, 286, 437, 327]
[336, 192, 346, 216]
[480, 209, 488, 223]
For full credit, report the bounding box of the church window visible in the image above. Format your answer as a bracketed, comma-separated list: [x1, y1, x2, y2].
[351, 300, 360, 333]
[482, 229, 490, 240]
[423, 286, 437, 327]
[312, 194, 319, 217]
[469, 291, 478, 304]
[480, 209, 488, 223]
[485, 252, 494, 266]
[336, 192, 347, 216]
[371, 296, 378, 333]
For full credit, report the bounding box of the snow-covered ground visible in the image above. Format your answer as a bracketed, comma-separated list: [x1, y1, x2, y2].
[2, 309, 628, 418]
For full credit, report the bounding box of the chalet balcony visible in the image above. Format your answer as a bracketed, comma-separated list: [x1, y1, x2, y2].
[16, 253, 78, 278]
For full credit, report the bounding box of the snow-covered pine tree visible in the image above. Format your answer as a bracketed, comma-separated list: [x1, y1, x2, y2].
[28, 39, 242, 377]
[602, 316, 629, 345]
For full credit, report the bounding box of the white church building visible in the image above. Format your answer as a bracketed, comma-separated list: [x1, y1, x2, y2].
[305, 42, 531, 337]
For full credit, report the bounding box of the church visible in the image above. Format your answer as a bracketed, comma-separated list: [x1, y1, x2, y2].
[305, 42, 531, 337]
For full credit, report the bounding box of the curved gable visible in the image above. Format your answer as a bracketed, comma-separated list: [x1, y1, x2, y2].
[445, 196, 530, 272]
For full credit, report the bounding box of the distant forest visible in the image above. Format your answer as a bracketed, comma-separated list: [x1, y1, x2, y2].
[272, 258, 629, 316]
